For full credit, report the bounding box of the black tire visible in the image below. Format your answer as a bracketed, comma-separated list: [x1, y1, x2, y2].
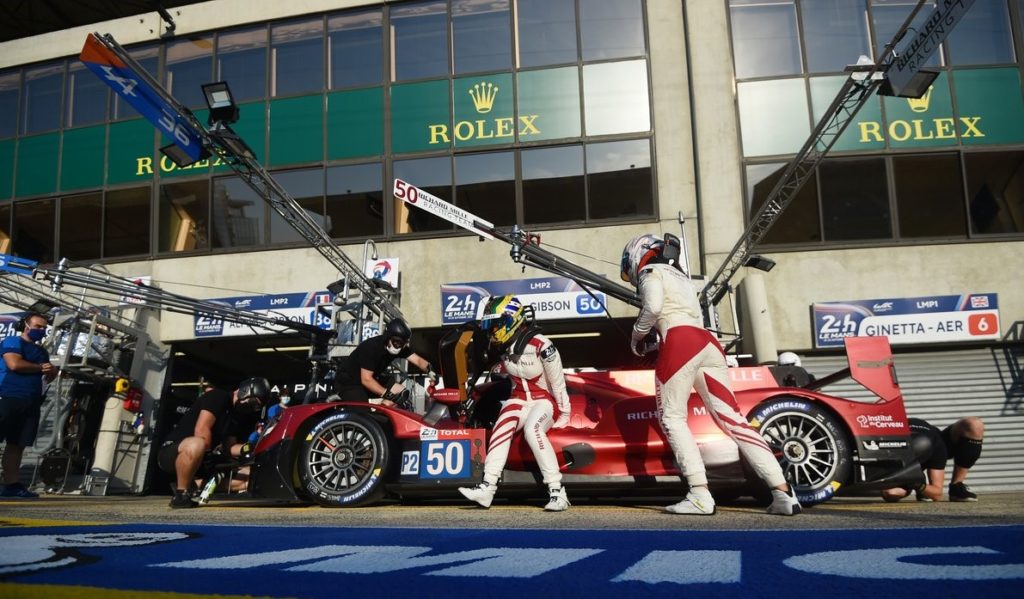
[298, 411, 390, 507]
[748, 398, 852, 506]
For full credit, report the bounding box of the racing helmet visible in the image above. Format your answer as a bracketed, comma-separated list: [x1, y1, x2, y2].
[383, 318, 412, 355]
[777, 351, 802, 367]
[480, 295, 528, 346]
[237, 377, 271, 412]
[620, 234, 665, 286]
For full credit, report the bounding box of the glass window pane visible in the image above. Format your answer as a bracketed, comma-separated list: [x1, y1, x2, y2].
[326, 162, 384, 238]
[946, 0, 1014, 65]
[22, 63, 64, 134]
[453, 0, 511, 74]
[893, 153, 965, 238]
[583, 60, 650, 136]
[737, 79, 810, 157]
[965, 150, 1024, 235]
[217, 27, 268, 102]
[272, 18, 324, 97]
[0, 72, 19, 139]
[730, 0, 801, 78]
[522, 145, 585, 225]
[167, 36, 214, 108]
[579, 0, 645, 61]
[391, 1, 449, 82]
[516, 0, 577, 67]
[455, 151, 516, 227]
[104, 187, 151, 257]
[329, 9, 383, 89]
[114, 46, 159, 120]
[66, 61, 108, 127]
[747, 163, 821, 244]
[587, 139, 653, 220]
[819, 157, 891, 241]
[393, 156, 453, 233]
[159, 180, 210, 253]
[517, 67, 581, 141]
[802, 0, 871, 73]
[59, 193, 102, 261]
[212, 176, 265, 248]
[0, 205, 11, 254]
[872, 1, 941, 67]
[12, 199, 55, 263]
[270, 168, 325, 244]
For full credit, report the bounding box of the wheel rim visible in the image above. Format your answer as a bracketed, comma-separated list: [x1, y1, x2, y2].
[306, 420, 379, 494]
[760, 412, 839, 490]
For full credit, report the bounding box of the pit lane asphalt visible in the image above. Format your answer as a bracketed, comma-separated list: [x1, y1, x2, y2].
[2, 492, 1022, 530]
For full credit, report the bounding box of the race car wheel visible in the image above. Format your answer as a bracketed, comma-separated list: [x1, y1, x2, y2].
[748, 398, 852, 506]
[298, 411, 390, 507]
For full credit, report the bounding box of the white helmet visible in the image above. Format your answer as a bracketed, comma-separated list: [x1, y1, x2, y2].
[620, 234, 664, 287]
[777, 351, 801, 367]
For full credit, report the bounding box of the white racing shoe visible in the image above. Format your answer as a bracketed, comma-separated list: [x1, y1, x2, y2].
[459, 482, 496, 508]
[544, 487, 570, 512]
[767, 487, 802, 516]
[665, 488, 716, 515]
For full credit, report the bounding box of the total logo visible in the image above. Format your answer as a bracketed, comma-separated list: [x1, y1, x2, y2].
[372, 261, 393, 280]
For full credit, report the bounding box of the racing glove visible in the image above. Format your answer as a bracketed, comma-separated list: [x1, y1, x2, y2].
[552, 412, 571, 429]
[382, 382, 405, 400]
[238, 442, 254, 461]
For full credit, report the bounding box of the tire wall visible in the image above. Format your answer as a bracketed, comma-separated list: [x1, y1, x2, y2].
[803, 346, 1024, 492]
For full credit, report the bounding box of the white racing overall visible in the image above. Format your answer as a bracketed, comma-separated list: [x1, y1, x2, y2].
[634, 264, 786, 489]
[482, 332, 571, 487]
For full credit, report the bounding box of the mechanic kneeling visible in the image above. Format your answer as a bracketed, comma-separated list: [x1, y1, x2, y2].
[157, 376, 270, 509]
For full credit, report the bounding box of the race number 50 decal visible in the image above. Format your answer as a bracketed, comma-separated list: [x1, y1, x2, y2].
[420, 441, 470, 479]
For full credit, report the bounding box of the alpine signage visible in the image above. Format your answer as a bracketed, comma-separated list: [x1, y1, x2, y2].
[813, 293, 1000, 348]
[80, 33, 205, 162]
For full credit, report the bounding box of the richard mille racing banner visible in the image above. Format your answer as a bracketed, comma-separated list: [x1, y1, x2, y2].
[813, 293, 1000, 348]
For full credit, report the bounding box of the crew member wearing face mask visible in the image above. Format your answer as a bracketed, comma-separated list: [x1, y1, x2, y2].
[157, 376, 270, 508]
[0, 313, 58, 499]
[335, 318, 437, 407]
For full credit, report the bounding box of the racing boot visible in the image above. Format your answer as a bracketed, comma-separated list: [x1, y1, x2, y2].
[665, 487, 715, 515]
[544, 486, 570, 512]
[459, 481, 497, 508]
[767, 486, 802, 516]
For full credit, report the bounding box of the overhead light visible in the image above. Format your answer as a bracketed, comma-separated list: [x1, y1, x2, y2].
[170, 381, 203, 387]
[257, 346, 310, 353]
[173, 351, 186, 357]
[547, 332, 601, 339]
[202, 81, 239, 125]
[878, 67, 940, 99]
[160, 141, 210, 168]
[208, 122, 255, 160]
[744, 255, 776, 273]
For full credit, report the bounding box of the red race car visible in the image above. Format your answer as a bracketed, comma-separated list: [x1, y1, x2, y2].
[249, 330, 923, 507]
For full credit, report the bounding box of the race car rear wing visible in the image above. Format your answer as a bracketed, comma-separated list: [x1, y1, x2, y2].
[806, 336, 901, 403]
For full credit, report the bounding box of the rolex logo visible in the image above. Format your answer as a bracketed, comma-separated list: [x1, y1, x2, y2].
[468, 82, 499, 114]
[907, 85, 933, 113]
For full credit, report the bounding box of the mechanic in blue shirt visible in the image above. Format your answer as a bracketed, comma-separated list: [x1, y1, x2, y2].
[0, 313, 58, 498]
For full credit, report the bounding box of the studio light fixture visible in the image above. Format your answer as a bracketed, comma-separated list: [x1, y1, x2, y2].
[744, 255, 777, 273]
[160, 141, 210, 168]
[202, 81, 239, 125]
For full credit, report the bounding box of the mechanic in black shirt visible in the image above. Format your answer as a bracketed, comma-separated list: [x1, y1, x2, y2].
[335, 319, 436, 407]
[157, 377, 270, 508]
[881, 416, 984, 503]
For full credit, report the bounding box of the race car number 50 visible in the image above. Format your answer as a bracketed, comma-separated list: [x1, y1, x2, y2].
[401, 441, 471, 479]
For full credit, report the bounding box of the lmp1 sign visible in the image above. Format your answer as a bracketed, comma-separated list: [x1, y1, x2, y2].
[887, 0, 977, 95]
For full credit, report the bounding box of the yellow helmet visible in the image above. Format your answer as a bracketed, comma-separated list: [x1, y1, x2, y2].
[115, 378, 131, 394]
[480, 295, 528, 346]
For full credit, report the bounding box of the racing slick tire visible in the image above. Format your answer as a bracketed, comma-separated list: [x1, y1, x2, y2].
[748, 398, 852, 507]
[298, 410, 390, 507]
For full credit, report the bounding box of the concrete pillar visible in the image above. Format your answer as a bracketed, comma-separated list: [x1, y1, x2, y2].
[741, 272, 778, 364]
